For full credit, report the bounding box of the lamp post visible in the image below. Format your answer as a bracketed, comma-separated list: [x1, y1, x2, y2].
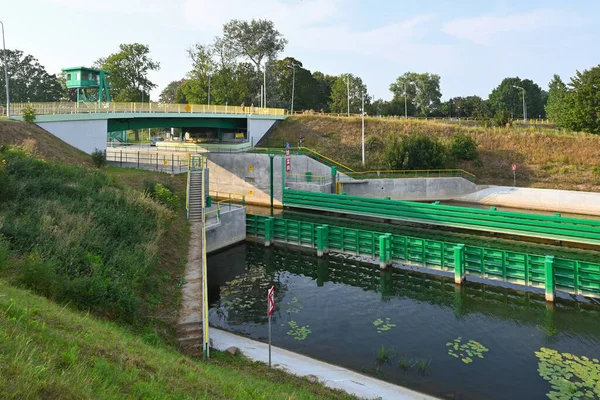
[287, 62, 300, 114]
[1, 21, 9, 118]
[404, 82, 408, 120]
[513, 85, 527, 122]
[207, 73, 211, 105]
[361, 91, 365, 167]
[346, 76, 350, 117]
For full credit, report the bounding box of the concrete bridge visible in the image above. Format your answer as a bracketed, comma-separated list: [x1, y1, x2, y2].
[10, 102, 287, 153]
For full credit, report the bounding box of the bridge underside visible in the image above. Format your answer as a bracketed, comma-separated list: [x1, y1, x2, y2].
[107, 117, 247, 132]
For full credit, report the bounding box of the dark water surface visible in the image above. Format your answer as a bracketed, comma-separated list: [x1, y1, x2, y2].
[208, 243, 600, 400]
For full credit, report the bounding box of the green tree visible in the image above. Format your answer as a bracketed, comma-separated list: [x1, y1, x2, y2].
[270, 57, 318, 111]
[546, 66, 600, 134]
[159, 80, 187, 103]
[0, 49, 63, 103]
[390, 72, 442, 116]
[488, 77, 546, 119]
[95, 43, 160, 102]
[329, 73, 369, 114]
[220, 19, 287, 74]
[312, 72, 336, 112]
[385, 133, 447, 170]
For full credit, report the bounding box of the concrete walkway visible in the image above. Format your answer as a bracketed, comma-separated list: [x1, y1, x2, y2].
[211, 328, 437, 400]
[454, 186, 600, 216]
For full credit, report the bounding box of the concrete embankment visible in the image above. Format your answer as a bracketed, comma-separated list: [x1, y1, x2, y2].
[454, 186, 600, 216]
[211, 328, 437, 400]
[339, 177, 477, 201]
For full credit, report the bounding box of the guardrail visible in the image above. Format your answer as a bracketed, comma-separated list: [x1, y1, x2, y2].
[247, 214, 600, 299]
[282, 190, 600, 246]
[209, 190, 246, 208]
[10, 102, 287, 116]
[250, 146, 355, 173]
[286, 173, 331, 185]
[341, 169, 476, 182]
[106, 150, 189, 173]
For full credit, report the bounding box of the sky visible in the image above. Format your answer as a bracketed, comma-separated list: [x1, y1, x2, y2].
[3, 0, 599, 102]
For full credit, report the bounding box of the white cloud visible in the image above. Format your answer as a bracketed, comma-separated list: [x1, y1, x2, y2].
[41, 0, 167, 14]
[443, 9, 573, 45]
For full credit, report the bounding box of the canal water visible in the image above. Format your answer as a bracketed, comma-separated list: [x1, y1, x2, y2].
[208, 243, 600, 400]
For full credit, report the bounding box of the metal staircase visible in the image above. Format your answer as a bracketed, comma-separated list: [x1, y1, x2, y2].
[188, 170, 203, 222]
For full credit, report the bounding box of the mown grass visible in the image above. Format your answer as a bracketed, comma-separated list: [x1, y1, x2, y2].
[267, 115, 600, 192]
[0, 147, 186, 344]
[0, 280, 356, 399]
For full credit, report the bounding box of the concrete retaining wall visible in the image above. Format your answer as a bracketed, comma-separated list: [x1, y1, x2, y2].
[207, 153, 334, 205]
[339, 177, 477, 201]
[37, 120, 107, 154]
[454, 186, 600, 216]
[206, 206, 247, 254]
[287, 182, 332, 193]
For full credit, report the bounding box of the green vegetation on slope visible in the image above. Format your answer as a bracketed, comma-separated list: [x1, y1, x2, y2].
[0, 280, 355, 399]
[0, 145, 187, 342]
[266, 115, 600, 192]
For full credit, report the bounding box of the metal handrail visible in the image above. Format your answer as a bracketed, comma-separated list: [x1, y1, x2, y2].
[9, 102, 287, 117]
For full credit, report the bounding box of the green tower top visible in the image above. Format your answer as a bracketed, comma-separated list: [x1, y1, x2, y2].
[62, 66, 111, 103]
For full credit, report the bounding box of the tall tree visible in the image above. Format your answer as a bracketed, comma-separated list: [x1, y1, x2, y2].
[159, 79, 187, 103]
[329, 73, 369, 114]
[220, 19, 287, 73]
[312, 71, 336, 112]
[546, 67, 600, 134]
[95, 43, 160, 102]
[390, 72, 442, 116]
[488, 77, 546, 119]
[270, 57, 317, 111]
[0, 49, 63, 103]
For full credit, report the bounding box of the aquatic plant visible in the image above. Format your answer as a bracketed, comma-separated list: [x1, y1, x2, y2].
[286, 321, 311, 341]
[398, 356, 415, 371]
[373, 318, 396, 333]
[286, 297, 303, 314]
[376, 345, 397, 365]
[446, 337, 489, 364]
[416, 358, 432, 373]
[535, 347, 600, 400]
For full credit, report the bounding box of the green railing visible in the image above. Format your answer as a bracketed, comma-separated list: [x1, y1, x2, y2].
[282, 190, 600, 246]
[247, 215, 600, 299]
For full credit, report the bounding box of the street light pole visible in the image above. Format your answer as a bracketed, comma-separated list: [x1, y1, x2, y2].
[347, 76, 350, 117]
[404, 82, 407, 120]
[513, 85, 527, 122]
[288, 63, 298, 115]
[361, 91, 365, 167]
[264, 63, 267, 109]
[207, 74, 211, 105]
[0, 21, 9, 118]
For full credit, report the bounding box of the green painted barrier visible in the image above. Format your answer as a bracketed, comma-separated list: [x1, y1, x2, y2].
[246, 214, 600, 299]
[282, 190, 600, 245]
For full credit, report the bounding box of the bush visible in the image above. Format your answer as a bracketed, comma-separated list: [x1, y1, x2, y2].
[91, 148, 106, 168]
[450, 134, 478, 160]
[22, 105, 37, 123]
[145, 182, 179, 210]
[493, 110, 512, 128]
[385, 133, 447, 170]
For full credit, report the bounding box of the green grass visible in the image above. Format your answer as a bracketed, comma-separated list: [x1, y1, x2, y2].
[0, 279, 356, 399]
[376, 345, 396, 365]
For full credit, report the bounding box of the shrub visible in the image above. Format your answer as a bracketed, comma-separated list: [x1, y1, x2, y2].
[22, 105, 37, 123]
[385, 133, 447, 170]
[91, 148, 106, 168]
[493, 110, 511, 128]
[450, 134, 478, 160]
[145, 182, 179, 210]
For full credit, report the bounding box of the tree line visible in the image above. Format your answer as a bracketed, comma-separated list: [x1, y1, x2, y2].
[0, 18, 598, 133]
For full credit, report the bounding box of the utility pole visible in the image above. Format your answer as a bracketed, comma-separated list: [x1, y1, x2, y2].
[288, 62, 299, 114]
[208, 74, 211, 105]
[347, 76, 350, 117]
[513, 85, 527, 122]
[264, 63, 267, 108]
[404, 82, 407, 120]
[361, 92, 365, 167]
[0, 21, 8, 118]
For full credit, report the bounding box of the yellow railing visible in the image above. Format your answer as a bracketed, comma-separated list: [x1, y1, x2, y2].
[209, 191, 246, 208]
[342, 169, 476, 182]
[10, 102, 287, 117]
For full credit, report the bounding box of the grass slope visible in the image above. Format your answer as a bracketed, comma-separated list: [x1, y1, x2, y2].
[0, 280, 355, 399]
[0, 120, 92, 166]
[266, 115, 600, 192]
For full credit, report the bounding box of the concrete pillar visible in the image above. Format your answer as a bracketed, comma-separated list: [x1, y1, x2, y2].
[264, 217, 275, 247]
[379, 234, 392, 269]
[316, 225, 329, 257]
[454, 244, 466, 284]
[545, 255, 555, 302]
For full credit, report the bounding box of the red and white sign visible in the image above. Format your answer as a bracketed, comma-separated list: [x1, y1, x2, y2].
[267, 286, 275, 316]
[285, 158, 291, 173]
[285, 148, 290, 157]
[512, 163, 517, 171]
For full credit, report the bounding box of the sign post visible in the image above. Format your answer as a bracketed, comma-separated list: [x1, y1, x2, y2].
[512, 163, 517, 187]
[267, 286, 275, 368]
